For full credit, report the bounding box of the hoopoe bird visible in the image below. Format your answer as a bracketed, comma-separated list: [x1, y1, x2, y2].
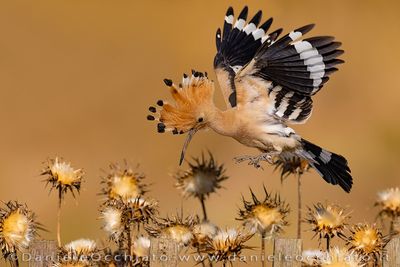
[147, 6, 352, 192]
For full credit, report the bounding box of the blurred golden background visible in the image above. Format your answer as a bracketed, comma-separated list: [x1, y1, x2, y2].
[0, 0, 399, 265]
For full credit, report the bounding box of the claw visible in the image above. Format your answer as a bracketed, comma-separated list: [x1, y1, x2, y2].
[234, 152, 278, 169]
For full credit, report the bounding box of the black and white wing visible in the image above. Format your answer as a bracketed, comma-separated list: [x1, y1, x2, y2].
[236, 23, 344, 124]
[214, 6, 281, 108]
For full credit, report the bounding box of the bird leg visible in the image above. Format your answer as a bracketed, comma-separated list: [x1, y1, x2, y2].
[234, 152, 278, 169]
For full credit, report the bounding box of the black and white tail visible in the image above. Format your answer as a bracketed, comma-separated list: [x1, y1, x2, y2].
[300, 139, 352, 193]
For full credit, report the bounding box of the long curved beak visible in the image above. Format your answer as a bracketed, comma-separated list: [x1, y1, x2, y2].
[179, 128, 197, 165]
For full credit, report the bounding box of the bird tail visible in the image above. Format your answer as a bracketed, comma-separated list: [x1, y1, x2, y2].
[300, 139, 353, 193]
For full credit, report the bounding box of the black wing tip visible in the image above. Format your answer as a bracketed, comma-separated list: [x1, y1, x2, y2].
[249, 10, 263, 25]
[296, 23, 315, 34]
[226, 6, 234, 16]
[238, 6, 249, 19]
[259, 17, 273, 31]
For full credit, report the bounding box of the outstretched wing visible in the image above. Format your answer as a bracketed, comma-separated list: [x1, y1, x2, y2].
[214, 6, 281, 108]
[235, 24, 344, 124]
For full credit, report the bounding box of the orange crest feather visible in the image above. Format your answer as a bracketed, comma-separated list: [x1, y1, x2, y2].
[147, 71, 214, 134]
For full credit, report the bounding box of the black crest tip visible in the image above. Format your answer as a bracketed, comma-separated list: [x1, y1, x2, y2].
[163, 79, 173, 86]
[157, 123, 166, 133]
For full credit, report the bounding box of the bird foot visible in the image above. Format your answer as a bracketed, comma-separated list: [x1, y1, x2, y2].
[234, 153, 277, 169]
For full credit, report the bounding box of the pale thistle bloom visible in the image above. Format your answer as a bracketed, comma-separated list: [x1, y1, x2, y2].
[375, 187, 400, 219]
[0, 201, 40, 260]
[101, 161, 147, 204]
[238, 187, 289, 237]
[192, 221, 218, 248]
[64, 239, 97, 255]
[320, 247, 364, 267]
[133, 236, 151, 258]
[42, 157, 84, 197]
[302, 249, 325, 266]
[306, 203, 350, 240]
[100, 207, 124, 240]
[346, 223, 386, 262]
[146, 214, 199, 246]
[59, 239, 99, 266]
[202, 228, 253, 265]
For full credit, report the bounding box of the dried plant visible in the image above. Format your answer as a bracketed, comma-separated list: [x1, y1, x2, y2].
[57, 238, 100, 266]
[305, 203, 350, 251]
[346, 223, 387, 264]
[0, 201, 41, 267]
[101, 161, 147, 204]
[41, 157, 84, 247]
[174, 152, 228, 221]
[375, 187, 400, 235]
[320, 247, 364, 267]
[274, 156, 310, 181]
[192, 221, 219, 249]
[100, 206, 125, 243]
[202, 228, 253, 266]
[132, 236, 151, 266]
[146, 213, 199, 247]
[301, 249, 324, 266]
[100, 197, 157, 265]
[238, 186, 289, 267]
[274, 155, 310, 239]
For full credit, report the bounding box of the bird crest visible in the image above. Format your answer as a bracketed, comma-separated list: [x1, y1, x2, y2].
[147, 71, 214, 135]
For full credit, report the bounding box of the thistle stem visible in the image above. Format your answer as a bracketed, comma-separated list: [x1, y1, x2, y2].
[197, 248, 206, 267]
[57, 187, 62, 247]
[127, 225, 132, 267]
[199, 196, 208, 221]
[297, 173, 302, 239]
[389, 215, 397, 238]
[261, 233, 266, 267]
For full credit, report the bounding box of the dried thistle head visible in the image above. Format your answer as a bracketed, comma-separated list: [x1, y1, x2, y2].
[146, 214, 199, 246]
[320, 247, 364, 267]
[375, 187, 400, 219]
[41, 157, 84, 197]
[0, 201, 40, 259]
[64, 239, 97, 254]
[101, 161, 147, 204]
[132, 236, 151, 259]
[346, 223, 387, 261]
[273, 155, 310, 181]
[60, 239, 99, 266]
[305, 203, 350, 241]
[302, 249, 324, 266]
[52, 263, 87, 267]
[174, 152, 228, 199]
[100, 206, 125, 241]
[238, 187, 289, 237]
[127, 197, 158, 224]
[192, 221, 218, 249]
[202, 228, 253, 265]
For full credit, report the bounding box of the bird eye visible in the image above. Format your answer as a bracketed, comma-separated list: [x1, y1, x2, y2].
[198, 117, 204, 123]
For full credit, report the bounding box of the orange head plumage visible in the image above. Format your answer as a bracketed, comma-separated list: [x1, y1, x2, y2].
[147, 71, 215, 164]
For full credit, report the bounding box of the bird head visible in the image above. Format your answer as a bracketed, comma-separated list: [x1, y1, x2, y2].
[147, 71, 215, 165]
